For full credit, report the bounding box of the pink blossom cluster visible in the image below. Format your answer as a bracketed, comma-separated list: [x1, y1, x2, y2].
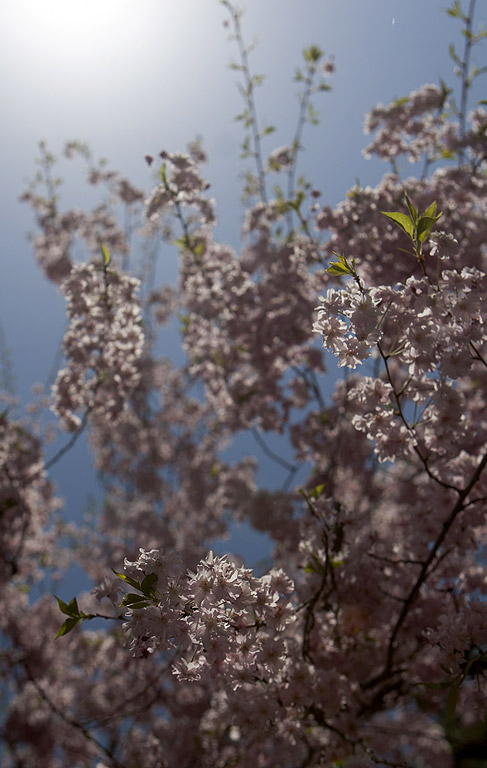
[363, 83, 452, 164]
[20, 143, 144, 287]
[314, 161, 487, 291]
[268, 145, 295, 170]
[122, 548, 296, 685]
[0, 412, 60, 585]
[313, 282, 384, 367]
[145, 150, 215, 225]
[175, 225, 323, 430]
[52, 263, 144, 429]
[315, 263, 487, 466]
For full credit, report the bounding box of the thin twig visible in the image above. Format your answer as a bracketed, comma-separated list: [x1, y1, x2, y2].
[24, 664, 128, 768]
[365, 449, 487, 689]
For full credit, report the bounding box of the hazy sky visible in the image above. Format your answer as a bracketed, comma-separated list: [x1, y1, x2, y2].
[0, 0, 485, 571]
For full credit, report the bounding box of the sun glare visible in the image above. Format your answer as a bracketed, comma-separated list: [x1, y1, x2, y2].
[1, 0, 208, 135]
[1, 0, 147, 95]
[4, 0, 140, 73]
[15, 0, 132, 41]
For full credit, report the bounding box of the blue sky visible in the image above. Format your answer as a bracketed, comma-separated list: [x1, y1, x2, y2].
[0, 0, 485, 575]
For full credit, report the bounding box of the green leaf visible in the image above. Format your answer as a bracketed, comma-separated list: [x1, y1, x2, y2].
[417, 213, 443, 242]
[303, 45, 323, 63]
[121, 593, 152, 608]
[381, 211, 414, 238]
[55, 596, 70, 615]
[251, 74, 265, 87]
[326, 252, 359, 278]
[111, 569, 142, 592]
[439, 148, 456, 159]
[56, 617, 80, 639]
[391, 96, 409, 107]
[470, 65, 487, 81]
[439, 78, 452, 100]
[310, 483, 326, 499]
[423, 201, 437, 218]
[55, 595, 80, 617]
[449, 43, 461, 65]
[446, 3, 462, 19]
[291, 190, 305, 211]
[326, 264, 350, 276]
[101, 243, 111, 267]
[140, 572, 158, 597]
[446, 684, 459, 720]
[404, 192, 417, 223]
[178, 314, 190, 335]
[173, 235, 190, 251]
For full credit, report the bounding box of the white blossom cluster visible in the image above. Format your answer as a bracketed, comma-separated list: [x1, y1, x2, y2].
[52, 263, 144, 429]
[122, 548, 296, 685]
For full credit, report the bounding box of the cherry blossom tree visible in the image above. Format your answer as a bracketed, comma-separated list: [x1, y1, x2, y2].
[2, 1, 487, 766]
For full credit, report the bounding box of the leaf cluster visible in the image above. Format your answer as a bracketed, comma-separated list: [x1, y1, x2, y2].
[54, 596, 92, 639]
[112, 569, 159, 610]
[381, 193, 442, 262]
[326, 252, 361, 288]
